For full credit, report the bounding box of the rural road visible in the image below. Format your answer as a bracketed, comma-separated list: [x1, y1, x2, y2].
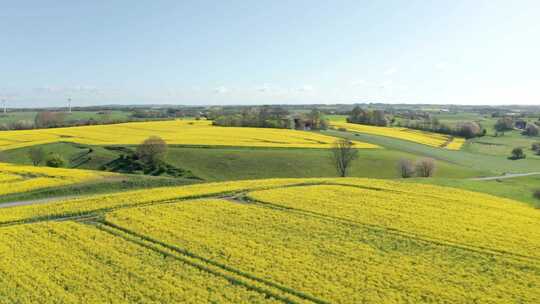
[470, 172, 540, 181]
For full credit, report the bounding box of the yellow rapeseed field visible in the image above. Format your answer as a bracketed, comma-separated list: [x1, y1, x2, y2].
[0, 120, 378, 150]
[0, 162, 111, 197]
[331, 121, 465, 149]
[0, 177, 537, 302]
[0, 222, 283, 303]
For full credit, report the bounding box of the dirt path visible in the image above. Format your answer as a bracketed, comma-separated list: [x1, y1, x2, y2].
[470, 172, 540, 181]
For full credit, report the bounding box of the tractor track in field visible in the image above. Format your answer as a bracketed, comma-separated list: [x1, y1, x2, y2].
[469, 172, 540, 181]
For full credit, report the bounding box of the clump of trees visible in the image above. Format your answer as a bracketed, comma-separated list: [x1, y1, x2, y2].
[522, 123, 539, 136]
[331, 139, 358, 177]
[212, 106, 328, 130]
[398, 159, 415, 178]
[28, 147, 46, 166]
[509, 147, 526, 160]
[456, 122, 485, 139]
[399, 119, 485, 139]
[494, 117, 514, 135]
[398, 158, 436, 178]
[347, 107, 388, 126]
[34, 112, 66, 128]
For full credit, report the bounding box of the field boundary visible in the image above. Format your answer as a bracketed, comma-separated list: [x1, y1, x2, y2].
[93, 220, 329, 304]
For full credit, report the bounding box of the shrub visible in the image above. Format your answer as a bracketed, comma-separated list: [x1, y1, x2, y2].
[531, 143, 540, 151]
[398, 159, 415, 178]
[415, 158, 436, 177]
[509, 147, 526, 160]
[533, 190, 540, 209]
[46, 154, 65, 168]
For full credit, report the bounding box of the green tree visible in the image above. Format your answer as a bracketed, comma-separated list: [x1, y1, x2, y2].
[28, 147, 46, 166]
[136, 136, 168, 164]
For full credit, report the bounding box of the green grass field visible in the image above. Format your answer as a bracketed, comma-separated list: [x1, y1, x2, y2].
[0, 110, 130, 125]
[1, 116, 539, 207]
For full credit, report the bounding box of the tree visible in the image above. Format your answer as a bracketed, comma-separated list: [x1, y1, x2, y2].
[398, 159, 415, 178]
[532, 143, 540, 155]
[46, 153, 65, 168]
[136, 136, 168, 164]
[331, 139, 358, 177]
[34, 111, 65, 128]
[457, 122, 482, 139]
[523, 123, 539, 136]
[415, 158, 436, 177]
[28, 147, 46, 166]
[510, 147, 526, 160]
[494, 117, 513, 135]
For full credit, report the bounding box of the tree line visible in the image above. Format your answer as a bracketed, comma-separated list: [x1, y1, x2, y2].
[346, 106, 486, 139]
[212, 106, 328, 130]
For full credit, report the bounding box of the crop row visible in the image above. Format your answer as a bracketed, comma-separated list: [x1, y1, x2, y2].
[0, 178, 322, 225]
[105, 198, 540, 303]
[247, 184, 540, 260]
[0, 221, 285, 303]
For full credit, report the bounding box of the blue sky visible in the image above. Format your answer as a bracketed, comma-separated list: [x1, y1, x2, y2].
[1, 1, 539, 107]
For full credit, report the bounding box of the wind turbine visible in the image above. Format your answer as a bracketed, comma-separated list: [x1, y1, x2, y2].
[67, 98, 72, 113]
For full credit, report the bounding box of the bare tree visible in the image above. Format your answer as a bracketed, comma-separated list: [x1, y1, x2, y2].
[398, 159, 415, 178]
[331, 139, 358, 177]
[136, 136, 168, 164]
[415, 158, 436, 177]
[28, 147, 46, 166]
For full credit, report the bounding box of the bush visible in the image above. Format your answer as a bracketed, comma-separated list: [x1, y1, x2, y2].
[531, 143, 540, 151]
[398, 159, 415, 178]
[46, 153, 65, 168]
[533, 190, 540, 209]
[415, 158, 436, 177]
[509, 147, 526, 160]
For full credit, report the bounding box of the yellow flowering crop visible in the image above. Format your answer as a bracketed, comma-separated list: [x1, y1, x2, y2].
[0, 221, 283, 303]
[0, 177, 538, 302]
[0, 178, 316, 224]
[445, 136, 466, 150]
[106, 198, 540, 303]
[0, 162, 111, 197]
[332, 121, 465, 149]
[0, 120, 378, 150]
[247, 183, 540, 260]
